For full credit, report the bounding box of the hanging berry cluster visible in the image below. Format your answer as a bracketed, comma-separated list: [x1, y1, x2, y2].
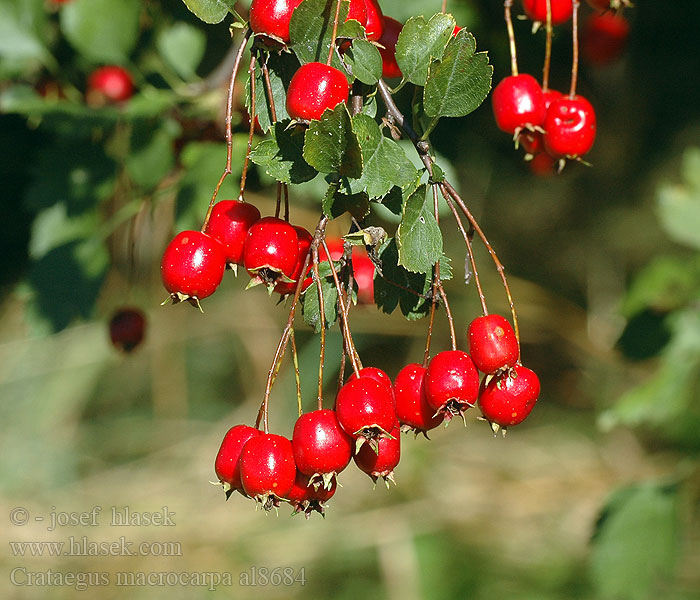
[164, 0, 549, 518]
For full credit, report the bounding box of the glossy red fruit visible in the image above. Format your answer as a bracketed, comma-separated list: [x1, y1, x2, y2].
[581, 12, 630, 65]
[161, 230, 227, 304]
[87, 66, 134, 103]
[109, 307, 146, 353]
[243, 216, 299, 285]
[518, 89, 561, 155]
[529, 151, 557, 176]
[424, 350, 480, 422]
[394, 363, 442, 434]
[378, 16, 402, 79]
[249, 0, 303, 44]
[354, 423, 401, 485]
[318, 238, 375, 304]
[522, 0, 573, 25]
[292, 409, 353, 488]
[478, 365, 541, 430]
[467, 314, 520, 374]
[347, 367, 394, 398]
[347, 0, 368, 26]
[586, 0, 631, 12]
[543, 95, 597, 159]
[286, 62, 350, 121]
[363, 0, 384, 41]
[285, 471, 337, 518]
[492, 74, 546, 135]
[214, 425, 261, 496]
[239, 434, 296, 507]
[336, 376, 396, 449]
[274, 226, 313, 295]
[204, 200, 261, 267]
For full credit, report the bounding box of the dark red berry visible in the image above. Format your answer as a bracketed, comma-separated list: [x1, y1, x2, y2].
[347, 367, 393, 398]
[243, 216, 299, 287]
[214, 425, 262, 497]
[354, 423, 401, 486]
[292, 409, 353, 489]
[109, 307, 146, 353]
[87, 66, 134, 104]
[543, 95, 597, 159]
[161, 230, 227, 305]
[249, 0, 303, 44]
[239, 434, 296, 508]
[529, 151, 557, 176]
[423, 350, 480, 423]
[274, 226, 313, 296]
[394, 363, 442, 434]
[204, 200, 261, 268]
[492, 74, 546, 135]
[363, 0, 384, 41]
[286, 63, 350, 121]
[336, 376, 396, 450]
[522, 0, 573, 25]
[284, 471, 337, 518]
[581, 12, 630, 66]
[478, 365, 541, 431]
[377, 16, 402, 79]
[467, 314, 520, 374]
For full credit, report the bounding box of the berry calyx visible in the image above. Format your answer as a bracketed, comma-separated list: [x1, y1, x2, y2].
[243, 216, 299, 288]
[284, 470, 337, 518]
[86, 66, 134, 104]
[214, 425, 262, 497]
[394, 363, 442, 435]
[492, 74, 546, 135]
[204, 200, 261, 269]
[543, 95, 597, 159]
[522, 0, 573, 26]
[354, 423, 401, 486]
[467, 314, 520, 374]
[362, 0, 384, 41]
[108, 307, 146, 353]
[581, 12, 630, 66]
[377, 16, 402, 79]
[274, 225, 313, 296]
[249, 0, 303, 44]
[286, 63, 350, 122]
[239, 433, 297, 509]
[478, 365, 541, 432]
[292, 409, 353, 489]
[423, 350, 480, 424]
[161, 230, 227, 306]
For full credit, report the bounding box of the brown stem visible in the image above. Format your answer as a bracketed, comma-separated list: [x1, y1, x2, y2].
[290, 328, 303, 416]
[423, 187, 442, 366]
[437, 279, 457, 351]
[441, 0, 447, 13]
[283, 183, 290, 223]
[542, 0, 553, 91]
[311, 246, 327, 408]
[238, 53, 257, 200]
[261, 58, 278, 123]
[504, 1, 519, 77]
[201, 29, 251, 231]
[570, 0, 580, 98]
[327, 0, 343, 66]
[275, 182, 282, 218]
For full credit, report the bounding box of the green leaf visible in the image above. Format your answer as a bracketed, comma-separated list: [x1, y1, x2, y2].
[424, 29, 492, 119]
[657, 147, 700, 251]
[0, 0, 51, 71]
[590, 482, 680, 600]
[347, 114, 419, 198]
[397, 185, 443, 273]
[322, 184, 370, 219]
[303, 104, 362, 178]
[60, 0, 142, 63]
[180, 0, 235, 24]
[247, 52, 298, 132]
[344, 39, 382, 85]
[156, 22, 207, 80]
[302, 270, 339, 332]
[250, 121, 317, 184]
[126, 120, 179, 190]
[395, 13, 455, 86]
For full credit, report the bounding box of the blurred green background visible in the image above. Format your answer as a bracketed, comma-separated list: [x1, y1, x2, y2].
[1, 0, 700, 598]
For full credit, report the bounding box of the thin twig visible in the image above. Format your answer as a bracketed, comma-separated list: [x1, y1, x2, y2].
[327, 0, 343, 66]
[238, 53, 257, 200]
[311, 246, 327, 409]
[504, 1, 519, 77]
[542, 0, 553, 91]
[290, 329, 303, 416]
[570, 0, 580, 98]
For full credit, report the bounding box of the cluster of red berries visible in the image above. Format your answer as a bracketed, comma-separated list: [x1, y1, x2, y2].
[214, 313, 540, 517]
[160, 200, 374, 307]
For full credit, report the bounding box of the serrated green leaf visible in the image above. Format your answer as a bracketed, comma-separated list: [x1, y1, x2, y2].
[180, 0, 234, 24]
[60, 0, 141, 63]
[156, 22, 207, 80]
[322, 184, 370, 219]
[302, 272, 339, 332]
[344, 39, 382, 85]
[126, 120, 179, 190]
[250, 121, 317, 184]
[423, 29, 492, 119]
[246, 52, 298, 132]
[395, 13, 455, 86]
[347, 114, 419, 198]
[590, 482, 680, 600]
[397, 185, 443, 273]
[303, 104, 362, 178]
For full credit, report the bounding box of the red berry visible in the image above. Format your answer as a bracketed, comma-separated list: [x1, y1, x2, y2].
[352, 251, 375, 305]
[249, 0, 303, 44]
[109, 307, 146, 353]
[286, 63, 350, 121]
[478, 365, 541, 430]
[522, 0, 573, 25]
[284, 470, 337, 518]
[492, 74, 546, 135]
[363, 0, 384, 41]
[292, 409, 353, 488]
[347, 367, 393, 397]
[528, 151, 557, 176]
[394, 363, 442, 434]
[274, 226, 313, 296]
[543, 95, 597, 159]
[354, 423, 401, 485]
[467, 314, 520, 374]
[87, 66, 134, 104]
[377, 16, 403, 79]
[239, 434, 297, 507]
[161, 230, 227, 304]
[336, 376, 396, 449]
[204, 200, 261, 267]
[518, 90, 561, 156]
[423, 350, 480, 423]
[214, 425, 262, 496]
[581, 12, 630, 66]
[347, 0, 368, 27]
[243, 216, 299, 286]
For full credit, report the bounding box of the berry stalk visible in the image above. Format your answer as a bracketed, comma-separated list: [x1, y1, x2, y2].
[504, 0, 519, 76]
[570, 0, 581, 98]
